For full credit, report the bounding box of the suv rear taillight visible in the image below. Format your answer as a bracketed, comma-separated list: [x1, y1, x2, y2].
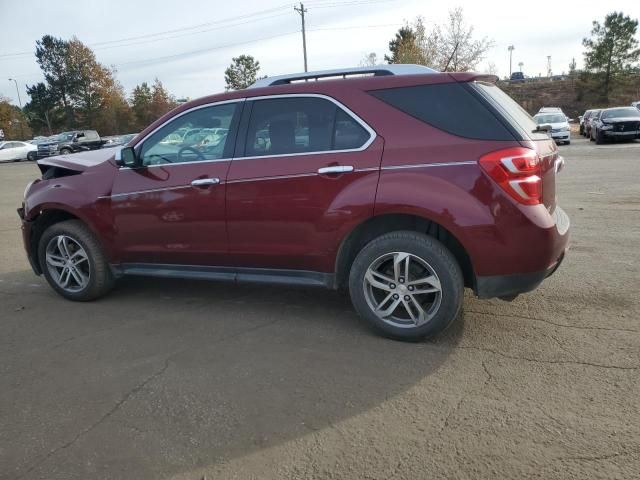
[479, 147, 542, 205]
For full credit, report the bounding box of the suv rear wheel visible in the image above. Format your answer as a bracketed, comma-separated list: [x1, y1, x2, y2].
[348, 231, 463, 340]
[38, 220, 114, 301]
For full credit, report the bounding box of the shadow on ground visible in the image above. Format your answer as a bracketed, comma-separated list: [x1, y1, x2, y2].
[0, 271, 465, 479]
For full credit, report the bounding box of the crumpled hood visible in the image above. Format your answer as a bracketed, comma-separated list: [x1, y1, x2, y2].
[37, 148, 118, 173]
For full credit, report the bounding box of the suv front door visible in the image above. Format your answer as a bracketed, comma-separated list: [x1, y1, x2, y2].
[226, 94, 383, 274]
[111, 100, 242, 266]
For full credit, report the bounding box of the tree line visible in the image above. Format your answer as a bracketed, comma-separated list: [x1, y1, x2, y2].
[1, 9, 638, 141]
[13, 35, 179, 138]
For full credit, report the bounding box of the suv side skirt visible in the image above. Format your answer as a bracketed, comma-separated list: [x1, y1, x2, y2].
[112, 263, 336, 289]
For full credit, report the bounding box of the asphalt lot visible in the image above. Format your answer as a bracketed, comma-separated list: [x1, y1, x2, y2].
[1, 136, 639, 480]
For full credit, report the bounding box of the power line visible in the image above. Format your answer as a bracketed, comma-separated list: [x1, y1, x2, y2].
[0, 3, 293, 58]
[0, 0, 399, 59]
[8, 22, 402, 77]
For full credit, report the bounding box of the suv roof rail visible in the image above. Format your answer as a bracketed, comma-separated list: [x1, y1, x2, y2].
[249, 64, 437, 89]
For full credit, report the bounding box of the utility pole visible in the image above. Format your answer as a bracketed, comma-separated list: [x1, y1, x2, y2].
[508, 45, 515, 77]
[7, 78, 25, 139]
[547, 56, 552, 78]
[294, 2, 308, 72]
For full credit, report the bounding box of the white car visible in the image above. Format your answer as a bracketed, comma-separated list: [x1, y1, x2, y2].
[0, 141, 37, 162]
[533, 112, 571, 145]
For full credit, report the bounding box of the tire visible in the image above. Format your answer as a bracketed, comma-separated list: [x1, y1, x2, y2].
[589, 132, 595, 142]
[595, 130, 604, 145]
[27, 151, 36, 161]
[565, 140, 571, 145]
[348, 231, 464, 341]
[38, 220, 114, 301]
[59, 148, 72, 155]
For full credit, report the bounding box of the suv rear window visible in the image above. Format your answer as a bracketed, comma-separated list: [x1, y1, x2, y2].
[370, 83, 515, 141]
[470, 81, 548, 140]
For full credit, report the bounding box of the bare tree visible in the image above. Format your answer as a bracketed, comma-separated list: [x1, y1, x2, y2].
[483, 61, 498, 76]
[436, 8, 494, 72]
[360, 52, 378, 67]
[385, 9, 493, 72]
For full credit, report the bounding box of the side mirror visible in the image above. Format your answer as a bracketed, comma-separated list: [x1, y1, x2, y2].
[116, 146, 141, 168]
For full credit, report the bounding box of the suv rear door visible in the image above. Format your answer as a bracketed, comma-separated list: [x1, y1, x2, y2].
[225, 94, 383, 274]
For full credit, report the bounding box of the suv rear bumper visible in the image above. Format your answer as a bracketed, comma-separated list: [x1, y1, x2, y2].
[474, 205, 570, 299]
[475, 251, 565, 299]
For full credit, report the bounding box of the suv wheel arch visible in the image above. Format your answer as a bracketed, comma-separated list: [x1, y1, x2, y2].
[29, 209, 107, 275]
[334, 213, 474, 291]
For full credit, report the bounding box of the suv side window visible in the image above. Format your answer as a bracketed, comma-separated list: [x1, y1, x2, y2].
[243, 97, 370, 157]
[371, 83, 515, 141]
[140, 103, 239, 166]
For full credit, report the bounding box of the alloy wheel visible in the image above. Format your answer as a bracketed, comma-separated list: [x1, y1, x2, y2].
[362, 251, 442, 328]
[45, 235, 91, 293]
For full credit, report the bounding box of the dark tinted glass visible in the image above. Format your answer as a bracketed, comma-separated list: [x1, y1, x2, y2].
[244, 97, 371, 157]
[334, 109, 370, 150]
[245, 97, 336, 156]
[370, 82, 515, 141]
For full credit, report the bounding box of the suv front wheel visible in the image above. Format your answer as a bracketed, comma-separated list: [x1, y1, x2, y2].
[38, 220, 114, 301]
[349, 231, 463, 340]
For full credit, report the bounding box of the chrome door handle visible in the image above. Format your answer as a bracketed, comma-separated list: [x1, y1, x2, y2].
[191, 178, 220, 186]
[317, 165, 354, 174]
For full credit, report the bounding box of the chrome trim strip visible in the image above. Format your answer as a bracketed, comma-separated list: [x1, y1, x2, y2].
[100, 185, 193, 199]
[381, 161, 476, 171]
[227, 172, 318, 184]
[120, 157, 231, 170]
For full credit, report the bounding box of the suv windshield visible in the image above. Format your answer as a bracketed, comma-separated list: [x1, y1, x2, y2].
[535, 114, 566, 124]
[471, 81, 548, 140]
[602, 108, 640, 119]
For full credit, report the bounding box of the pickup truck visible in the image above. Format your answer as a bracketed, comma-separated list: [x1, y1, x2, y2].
[36, 130, 104, 158]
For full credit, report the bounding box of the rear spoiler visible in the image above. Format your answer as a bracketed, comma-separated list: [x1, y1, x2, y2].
[448, 73, 499, 84]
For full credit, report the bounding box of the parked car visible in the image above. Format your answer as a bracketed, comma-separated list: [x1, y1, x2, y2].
[36, 130, 103, 158]
[0, 141, 37, 162]
[590, 107, 640, 144]
[18, 65, 570, 340]
[632, 101, 640, 111]
[510, 71, 525, 81]
[533, 112, 571, 145]
[583, 109, 600, 138]
[579, 109, 593, 135]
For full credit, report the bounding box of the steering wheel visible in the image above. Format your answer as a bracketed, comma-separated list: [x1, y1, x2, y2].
[177, 146, 205, 162]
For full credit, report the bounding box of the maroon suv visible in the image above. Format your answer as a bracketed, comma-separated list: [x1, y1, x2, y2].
[19, 65, 569, 340]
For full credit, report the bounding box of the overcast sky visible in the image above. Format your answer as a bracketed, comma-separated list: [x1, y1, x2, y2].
[1, 0, 639, 106]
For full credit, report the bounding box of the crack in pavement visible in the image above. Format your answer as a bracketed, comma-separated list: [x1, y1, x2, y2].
[13, 316, 284, 478]
[456, 345, 639, 371]
[466, 309, 640, 334]
[14, 358, 171, 480]
[438, 362, 492, 434]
